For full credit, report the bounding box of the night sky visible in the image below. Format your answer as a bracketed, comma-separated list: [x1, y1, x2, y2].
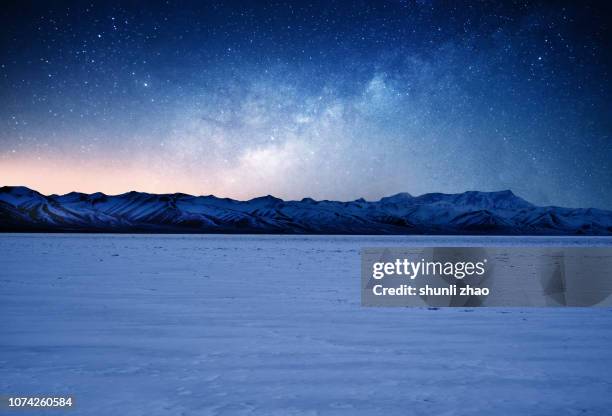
[1, 1, 610, 208]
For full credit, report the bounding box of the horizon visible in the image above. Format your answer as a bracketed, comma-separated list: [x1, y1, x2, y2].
[3, 182, 611, 236]
[2, 183, 602, 211]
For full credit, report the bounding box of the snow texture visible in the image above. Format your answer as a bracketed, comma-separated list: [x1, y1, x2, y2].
[1, 186, 612, 234]
[1, 234, 612, 415]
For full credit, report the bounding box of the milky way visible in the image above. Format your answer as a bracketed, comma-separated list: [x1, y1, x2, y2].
[1, 1, 610, 208]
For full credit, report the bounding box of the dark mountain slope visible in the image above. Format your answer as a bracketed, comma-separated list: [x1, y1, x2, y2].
[1, 186, 610, 235]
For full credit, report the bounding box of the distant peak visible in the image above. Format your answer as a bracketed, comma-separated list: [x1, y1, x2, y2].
[379, 192, 414, 203]
[464, 189, 516, 197]
[117, 190, 147, 199]
[415, 189, 533, 209]
[248, 195, 283, 204]
[0, 185, 36, 194]
[494, 189, 516, 196]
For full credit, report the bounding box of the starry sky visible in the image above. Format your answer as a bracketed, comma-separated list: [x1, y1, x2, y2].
[1, 1, 610, 208]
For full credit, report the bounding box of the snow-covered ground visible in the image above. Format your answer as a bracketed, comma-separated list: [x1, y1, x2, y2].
[1, 234, 612, 415]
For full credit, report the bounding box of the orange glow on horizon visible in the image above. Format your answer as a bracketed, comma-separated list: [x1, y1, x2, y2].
[0, 156, 230, 198]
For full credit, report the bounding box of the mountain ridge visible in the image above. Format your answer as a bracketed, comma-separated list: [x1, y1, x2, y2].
[1, 186, 611, 235]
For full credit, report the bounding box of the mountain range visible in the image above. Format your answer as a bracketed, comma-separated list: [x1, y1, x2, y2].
[1, 186, 611, 235]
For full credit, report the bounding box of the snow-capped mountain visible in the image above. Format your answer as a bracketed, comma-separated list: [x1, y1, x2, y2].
[1, 186, 611, 235]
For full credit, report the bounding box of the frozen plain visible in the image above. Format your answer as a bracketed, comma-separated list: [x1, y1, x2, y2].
[1, 234, 612, 416]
